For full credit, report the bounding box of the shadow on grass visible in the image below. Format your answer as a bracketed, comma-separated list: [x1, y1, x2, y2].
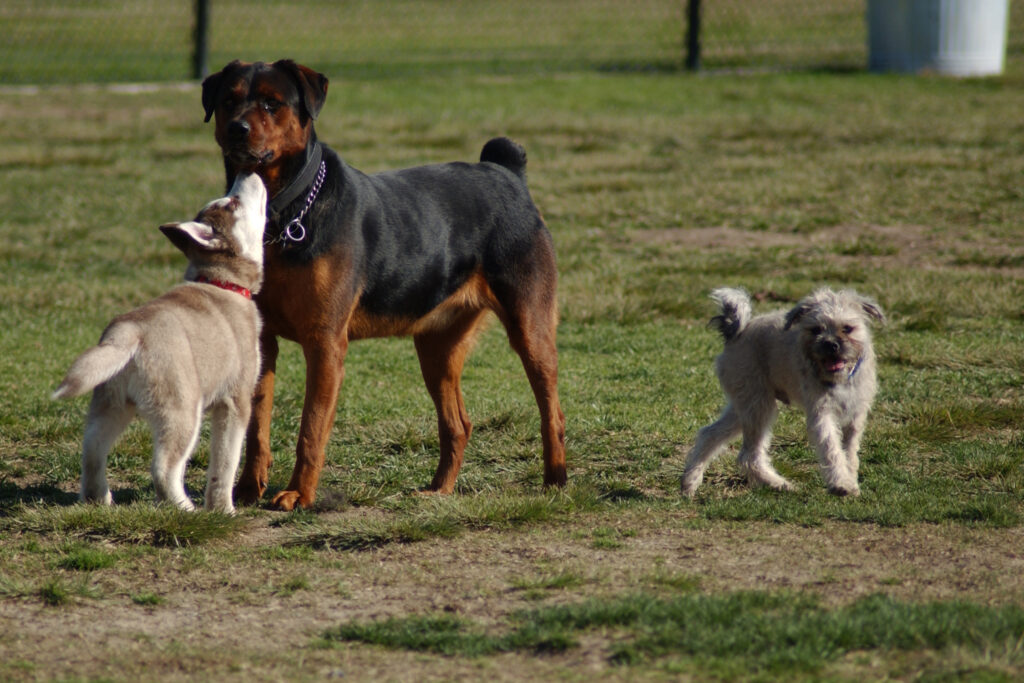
[285, 487, 601, 551]
[0, 482, 78, 512]
[0, 481, 152, 514]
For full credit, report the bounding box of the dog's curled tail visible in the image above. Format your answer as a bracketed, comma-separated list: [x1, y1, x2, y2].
[708, 287, 752, 342]
[51, 325, 141, 400]
[480, 137, 527, 180]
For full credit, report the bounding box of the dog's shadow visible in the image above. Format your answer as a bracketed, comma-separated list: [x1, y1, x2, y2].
[0, 481, 79, 512]
[0, 481, 154, 514]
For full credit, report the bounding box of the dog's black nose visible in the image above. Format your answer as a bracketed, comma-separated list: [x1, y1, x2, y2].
[227, 120, 251, 140]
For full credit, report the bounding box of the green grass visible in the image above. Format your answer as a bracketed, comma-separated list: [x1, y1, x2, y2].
[3, 503, 244, 547]
[55, 542, 118, 571]
[1, 0, 688, 84]
[286, 489, 592, 550]
[8, 1, 1022, 85]
[1, 26, 1024, 681]
[325, 592, 1024, 676]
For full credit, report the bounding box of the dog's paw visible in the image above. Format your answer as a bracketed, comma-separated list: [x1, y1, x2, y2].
[81, 491, 114, 505]
[543, 465, 568, 489]
[233, 478, 266, 506]
[680, 468, 705, 497]
[767, 479, 797, 493]
[269, 489, 312, 511]
[751, 475, 795, 492]
[827, 484, 860, 497]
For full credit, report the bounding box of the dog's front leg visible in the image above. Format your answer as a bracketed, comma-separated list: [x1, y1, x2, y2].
[270, 335, 347, 511]
[808, 410, 860, 496]
[236, 333, 279, 505]
[841, 410, 868, 486]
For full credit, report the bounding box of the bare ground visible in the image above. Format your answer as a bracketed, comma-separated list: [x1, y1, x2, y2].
[2, 507, 1022, 682]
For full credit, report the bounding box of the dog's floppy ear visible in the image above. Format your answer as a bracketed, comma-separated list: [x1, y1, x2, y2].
[857, 296, 885, 324]
[201, 60, 243, 123]
[783, 300, 812, 330]
[273, 59, 328, 121]
[160, 221, 222, 255]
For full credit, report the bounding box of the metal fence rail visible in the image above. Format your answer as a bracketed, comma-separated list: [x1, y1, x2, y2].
[1, 1, 1020, 85]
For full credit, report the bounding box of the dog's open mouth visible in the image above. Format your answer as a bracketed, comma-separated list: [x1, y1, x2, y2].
[824, 360, 846, 374]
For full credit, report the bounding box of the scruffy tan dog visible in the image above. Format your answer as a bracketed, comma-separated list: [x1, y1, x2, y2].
[52, 174, 266, 513]
[681, 287, 883, 497]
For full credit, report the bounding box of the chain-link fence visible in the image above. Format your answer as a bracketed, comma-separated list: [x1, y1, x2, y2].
[2, 1, 1021, 85]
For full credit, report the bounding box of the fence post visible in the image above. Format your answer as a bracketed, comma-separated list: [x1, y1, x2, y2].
[686, 0, 701, 71]
[193, 0, 211, 80]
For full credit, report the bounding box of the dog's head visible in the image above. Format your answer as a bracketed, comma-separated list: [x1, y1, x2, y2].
[784, 289, 884, 383]
[202, 59, 328, 183]
[160, 174, 267, 289]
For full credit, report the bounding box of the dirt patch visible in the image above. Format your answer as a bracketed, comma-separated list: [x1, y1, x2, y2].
[2, 510, 1021, 681]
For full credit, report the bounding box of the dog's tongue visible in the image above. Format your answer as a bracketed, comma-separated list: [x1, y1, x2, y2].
[827, 360, 846, 373]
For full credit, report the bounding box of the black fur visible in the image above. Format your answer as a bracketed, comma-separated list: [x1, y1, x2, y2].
[268, 139, 544, 320]
[709, 310, 742, 342]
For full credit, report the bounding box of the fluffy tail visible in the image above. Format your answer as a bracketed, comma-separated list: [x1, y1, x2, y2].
[52, 325, 140, 400]
[708, 287, 752, 342]
[480, 137, 527, 179]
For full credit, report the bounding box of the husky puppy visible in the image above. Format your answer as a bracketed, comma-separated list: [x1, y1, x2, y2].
[681, 287, 884, 497]
[53, 174, 266, 513]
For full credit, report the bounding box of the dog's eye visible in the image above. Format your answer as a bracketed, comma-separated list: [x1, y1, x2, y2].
[809, 326, 823, 336]
[262, 99, 281, 114]
[842, 325, 855, 335]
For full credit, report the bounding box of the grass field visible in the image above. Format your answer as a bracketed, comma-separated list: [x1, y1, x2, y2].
[1, 46, 1024, 682]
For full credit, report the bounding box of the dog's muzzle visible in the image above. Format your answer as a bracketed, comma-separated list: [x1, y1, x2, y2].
[814, 339, 851, 375]
[224, 120, 273, 165]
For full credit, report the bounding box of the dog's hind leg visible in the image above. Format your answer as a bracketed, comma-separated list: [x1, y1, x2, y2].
[148, 404, 202, 511]
[79, 388, 136, 504]
[415, 310, 488, 494]
[206, 398, 249, 513]
[494, 260, 567, 489]
[681, 404, 741, 496]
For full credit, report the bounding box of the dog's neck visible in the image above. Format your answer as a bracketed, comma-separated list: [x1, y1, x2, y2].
[185, 259, 263, 297]
[195, 275, 252, 299]
[268, 137, 323, 217]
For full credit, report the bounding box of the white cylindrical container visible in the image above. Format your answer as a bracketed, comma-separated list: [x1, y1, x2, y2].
[868, 0, 1010, 76]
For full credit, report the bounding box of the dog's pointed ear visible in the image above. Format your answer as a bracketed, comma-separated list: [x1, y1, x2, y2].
[273, 59, 328, 121]
[201, 60, 242, 123]
[160, 221, 221, 255]
[857, 296, 885, 324]
[783, 300, 811, 330]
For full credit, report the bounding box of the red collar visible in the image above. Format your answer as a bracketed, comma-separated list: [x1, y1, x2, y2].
[196, 275, 252, 299]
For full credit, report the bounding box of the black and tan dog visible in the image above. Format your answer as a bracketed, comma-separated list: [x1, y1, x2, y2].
[201, 59, 566, 510]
